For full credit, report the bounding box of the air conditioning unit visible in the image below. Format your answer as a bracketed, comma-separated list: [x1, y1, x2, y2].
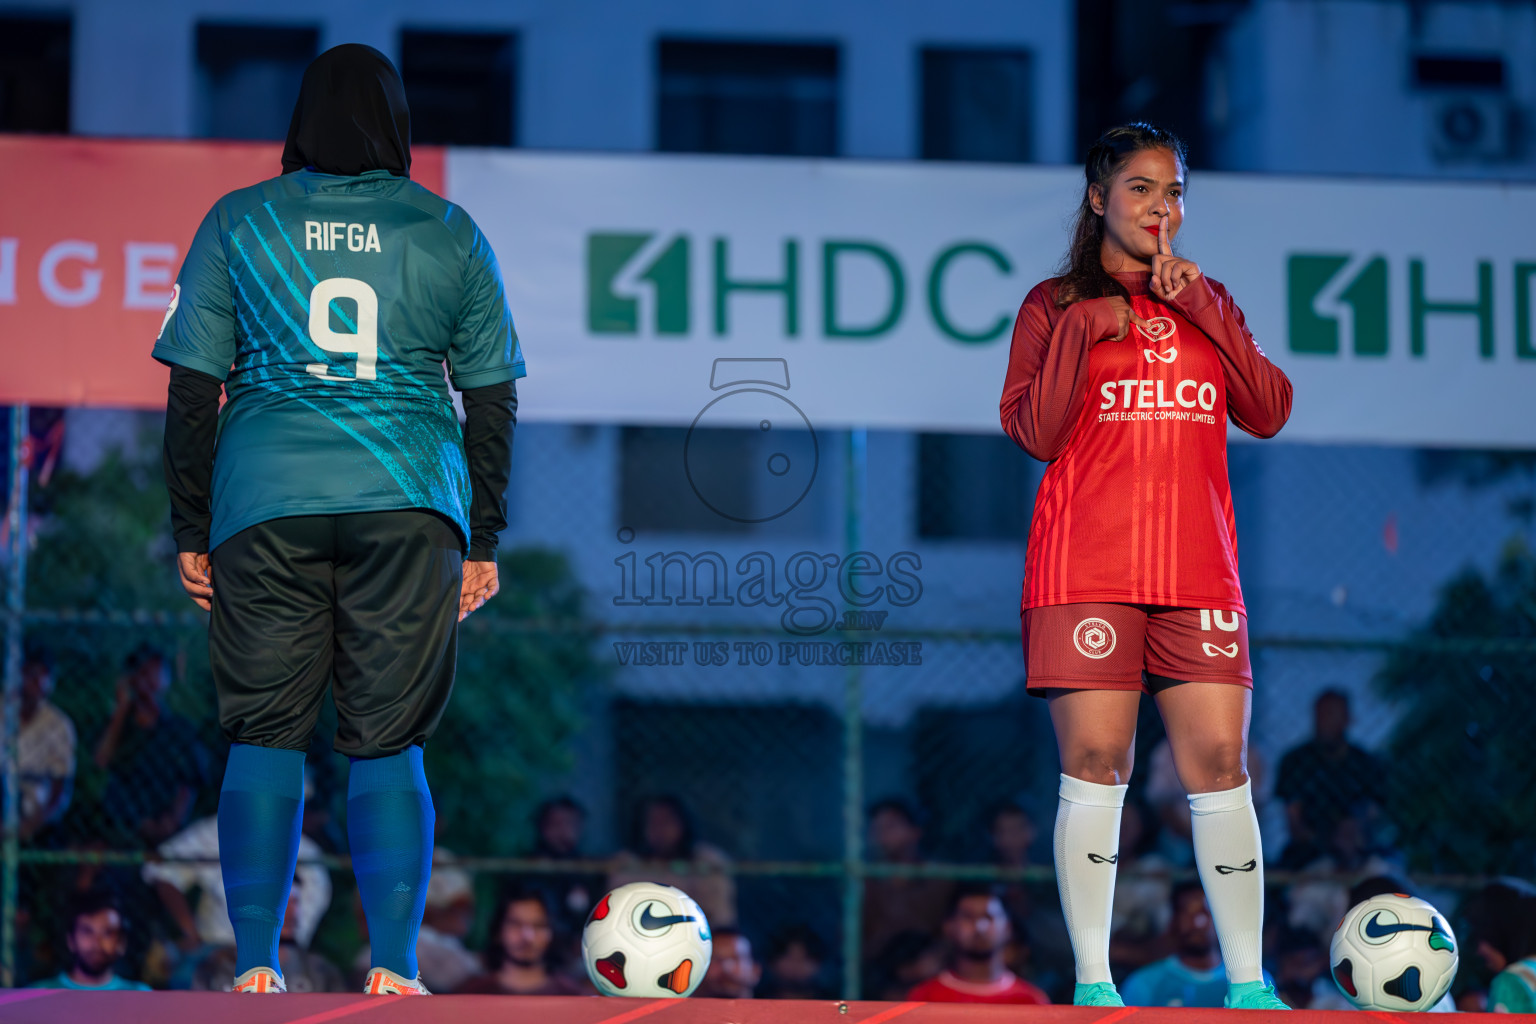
[1428, 95, 1516, 161]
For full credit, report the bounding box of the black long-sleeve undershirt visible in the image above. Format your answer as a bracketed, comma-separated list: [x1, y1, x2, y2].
[163, 364, 222, 554]
[462, 379, 516, 562]
[162, 367, 518, 560]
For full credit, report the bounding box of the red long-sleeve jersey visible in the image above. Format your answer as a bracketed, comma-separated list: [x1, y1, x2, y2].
[999, 271, 1292, 613]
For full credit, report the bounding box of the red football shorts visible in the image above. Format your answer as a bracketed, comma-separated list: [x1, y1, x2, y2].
[1021, 603, 1252, 696]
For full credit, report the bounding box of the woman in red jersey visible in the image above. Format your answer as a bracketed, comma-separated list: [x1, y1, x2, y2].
[999, 123, 1292, 1010]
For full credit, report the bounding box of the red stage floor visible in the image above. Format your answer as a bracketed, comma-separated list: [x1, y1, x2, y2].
[0, 990, 1515, 1024]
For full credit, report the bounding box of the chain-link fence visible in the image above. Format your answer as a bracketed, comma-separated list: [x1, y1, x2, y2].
[5, 405, 1535, 1003]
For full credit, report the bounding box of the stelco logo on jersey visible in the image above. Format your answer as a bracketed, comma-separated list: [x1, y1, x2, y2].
[1287, 253, 1536, 359]
[585, 231, 1016, 344]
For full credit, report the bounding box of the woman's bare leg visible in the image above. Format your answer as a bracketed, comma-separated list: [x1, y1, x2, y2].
[1154, 682, 1266, 988]
[1048, 687, 1142, 989]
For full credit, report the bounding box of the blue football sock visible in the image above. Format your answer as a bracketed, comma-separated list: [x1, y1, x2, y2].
[218, 743, 306, 975]
[348, 746, 434, 978]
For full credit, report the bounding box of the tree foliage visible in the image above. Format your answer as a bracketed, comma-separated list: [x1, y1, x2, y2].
[1375, 539, 1536, 875]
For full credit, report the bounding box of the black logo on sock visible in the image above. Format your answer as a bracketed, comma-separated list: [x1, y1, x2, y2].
[1087, 852, 1119, 865]
[1214, 859, 1257, 874]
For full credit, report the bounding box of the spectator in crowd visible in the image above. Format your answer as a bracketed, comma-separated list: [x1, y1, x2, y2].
[1271, 926, 1331, 1009]
[609, 795, 736, 928]
[907, 883, 1050, 1005]
[697, 926, 761, 998]
[867, 929, 945, 1001]
[27, 889, 150, 991]
[985, 800, 1073, 999]
[94, 644, 208, 847]
[758, 923, 836, 1000]
[988, 798, 1037, 867]
[1458, 989, 1490, 1012]
[1275, 689, 1387, 868]
[456, 884, 588, 995]
[17, 644, 75, 842]
[524, 795, 602, 967]
[1284, 814, 1404, 937]
[1120, 881, 1269, 1007]
[861, 798, 953, 973]
[1108, 799, 1176, 974]
[1460, 878, 1536, 1014]
[191, 876, 346, 992]
[143, 803, 331, 985]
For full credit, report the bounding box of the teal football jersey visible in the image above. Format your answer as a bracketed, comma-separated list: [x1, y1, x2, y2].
[153, 169, 525, 551]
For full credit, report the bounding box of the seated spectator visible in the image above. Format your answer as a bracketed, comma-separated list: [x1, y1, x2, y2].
[1271, 926, 1330, 1009]
[1460, 878, 1536, 1014]
[1109, 798, 1176, 973]
[524, 795, 603, 966]
[867, 929, 945, 1001]
[907, 883, 1049, 1005]
[697, 926, 761, 998]
[861, 797, 953, 974]
[17, 644, 75, 842]
[1285, 813, 1404, 936]
[190, 877, 345, 992]
[94, 644, 208, 847]
[609, 795, 736, 928]
[456, 883, 588, 995]
[142, 811, 331, 979]
[27, 889, 150, 991]
[985, 800, 1073, 1000]
[757, 923, 836, 1000]
[1275, 689, 1386, 869]
[1120, 881, 1270, 1007]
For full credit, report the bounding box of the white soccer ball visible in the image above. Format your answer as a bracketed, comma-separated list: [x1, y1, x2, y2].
[1329, 893, 1458, 1010]
[582, 882, 713, 997]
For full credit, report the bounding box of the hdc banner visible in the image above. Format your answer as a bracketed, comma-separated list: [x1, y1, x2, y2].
[454, 151, 1536, 447]
[3, 137, 1534, 448]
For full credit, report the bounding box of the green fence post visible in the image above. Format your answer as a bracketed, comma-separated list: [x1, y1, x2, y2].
[3, 403, 30, 988]
[841, 427, 867, 1000]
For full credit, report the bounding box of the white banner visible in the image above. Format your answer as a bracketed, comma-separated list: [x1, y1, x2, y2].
[450, 151, 1536, 448]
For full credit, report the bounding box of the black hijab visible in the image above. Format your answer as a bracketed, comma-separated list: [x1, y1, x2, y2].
[281, 44, 411, 178]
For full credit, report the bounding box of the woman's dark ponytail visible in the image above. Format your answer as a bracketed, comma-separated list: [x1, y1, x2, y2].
[1055, 122, 1188, 307]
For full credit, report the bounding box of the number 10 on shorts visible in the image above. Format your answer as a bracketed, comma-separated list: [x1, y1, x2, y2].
[1200, 609, 1240, 632]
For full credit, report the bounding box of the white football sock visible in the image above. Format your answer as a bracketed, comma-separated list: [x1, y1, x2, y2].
[1054, 772, 1128, 985]
[1188, 779, 1265, 985]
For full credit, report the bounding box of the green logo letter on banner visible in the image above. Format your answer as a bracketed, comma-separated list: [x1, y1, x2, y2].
[587, 233, 691, 336]
[1287, 254, 1388, 356]
[927, 242, 1012, 344]
[822, 241, 906, 339]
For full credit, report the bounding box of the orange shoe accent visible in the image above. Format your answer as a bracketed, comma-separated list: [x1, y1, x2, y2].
[232, 966, 286, 993]
[363, 967, 431, 995]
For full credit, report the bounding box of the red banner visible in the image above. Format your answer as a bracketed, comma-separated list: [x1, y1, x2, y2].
[0, 136, 445, 409]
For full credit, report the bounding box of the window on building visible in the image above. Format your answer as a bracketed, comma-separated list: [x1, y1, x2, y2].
[400, 29, 517, 147]
[1412, 54, 1505, 91]
[920, 47, 1033, 162]
[657, 39, 839, 156]
[916, 433, 1036, 541]
[0, 14, 71, 133]
[620, 426, 755, 534]
[195, 24, 318, 140]
[619, 422, 823, 535]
